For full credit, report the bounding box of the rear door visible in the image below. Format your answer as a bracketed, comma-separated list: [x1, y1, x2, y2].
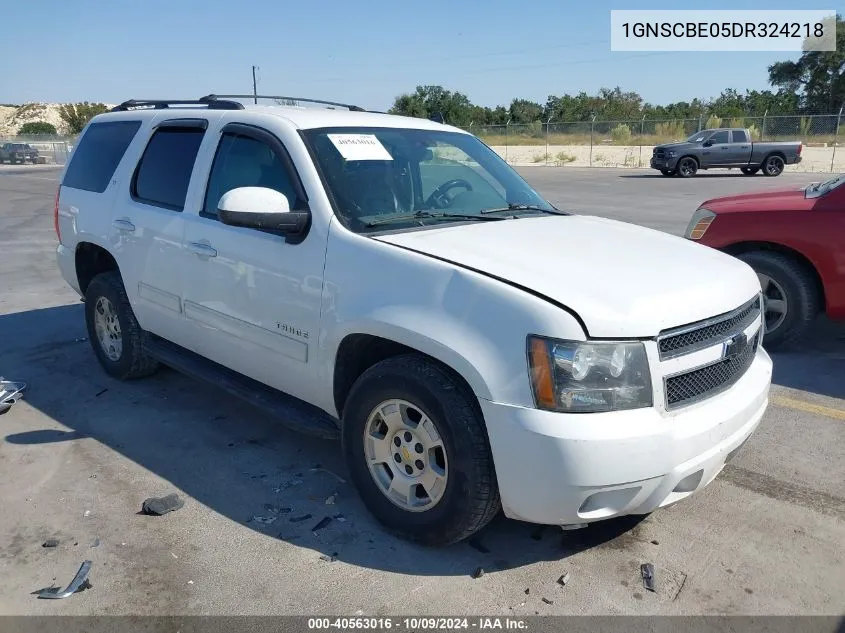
[701, 130, 731, 167]
[110, 116, 209, 343]
[724, 129, 753, 166]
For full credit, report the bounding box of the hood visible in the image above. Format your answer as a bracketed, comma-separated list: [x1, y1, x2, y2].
[655, 141, 692, 150]
[373, 215, 760, 338]
[701, 186, 814, 213]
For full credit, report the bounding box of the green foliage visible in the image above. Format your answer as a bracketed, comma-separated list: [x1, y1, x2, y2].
[706, 115, 723, 129]
[18, 121, 57, 135]
[768, 14, 844, 112]
[728, 118, 745, 128]
[593, 152, 606, 163]
[747, 124, 761, 140]
[58, 102, 110, 134]
[532, 153, 546, 163]
[555, 151, 576, 164]
[654, 120, 686, 139]
[610, 123, 633, 143]
[799, 116, 813, 135]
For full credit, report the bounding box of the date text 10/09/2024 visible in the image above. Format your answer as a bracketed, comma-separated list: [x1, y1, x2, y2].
[307, 618, 528, 631]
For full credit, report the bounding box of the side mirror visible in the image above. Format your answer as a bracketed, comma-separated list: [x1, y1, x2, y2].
[217, 187, 308, 234]
[702, 140, 713, 147]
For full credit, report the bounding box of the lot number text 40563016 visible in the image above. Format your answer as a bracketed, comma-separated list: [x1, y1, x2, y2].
[307, 618, 529, 631]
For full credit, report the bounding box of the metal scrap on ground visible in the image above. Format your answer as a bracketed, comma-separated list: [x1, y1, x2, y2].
[33, 560, 93, 599]
[641, 563, 656, 592]
[0, 378, 26, 415]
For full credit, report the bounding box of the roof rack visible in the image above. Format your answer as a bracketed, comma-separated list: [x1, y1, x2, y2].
[201, 94, 367, 112]
[110, 97, 244, 112]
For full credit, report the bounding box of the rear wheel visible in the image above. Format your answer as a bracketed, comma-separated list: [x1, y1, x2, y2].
[675, 157, 698, 178]
[737, 251, 820, 349]
[84, 271, 159, 379]
[342, 354, 500, 546]
[762, 155, 785, 177]
[740, 167, 759, 176]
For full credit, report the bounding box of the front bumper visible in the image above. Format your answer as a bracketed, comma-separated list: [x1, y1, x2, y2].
[650, 156, 678, 170]
[480, 347, 772, 526]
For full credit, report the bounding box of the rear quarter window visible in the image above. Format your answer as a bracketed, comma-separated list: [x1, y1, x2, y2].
[131, 127, 205, 211]
[62, 121, 142, 193]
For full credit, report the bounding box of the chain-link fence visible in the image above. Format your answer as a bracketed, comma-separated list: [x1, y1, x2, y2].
[462, 111, 845, 172]
[0, 134, 76, 165]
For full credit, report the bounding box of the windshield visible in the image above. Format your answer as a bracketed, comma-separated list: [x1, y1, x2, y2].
[686, 131, 711, 143]
[301, 126, 558, 233]
[807, 173, 845, 196]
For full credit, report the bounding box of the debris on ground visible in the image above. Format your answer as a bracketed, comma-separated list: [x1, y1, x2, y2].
[319, 552, 339, 562]
[651, 540, 659, 545]
[524, 588, 530, 595]
[471, 567, 485, 579]
[273, 479, 303, 493]
[333, 513, 346, 522]
[309, 467, 347, 484]
[141, 493, 184, 516]
[263, 504, 292, 514]
[90, 538, 100, 548]
[0, 379, 27, 415]
[557, 572, 571, 587]
[251, 516, 278, 525]
[290, 514, 312, 523]
[468, 538, 491, 554]
[541, 597, 554, 605]
[42, 539, 59, 548]
[83, 510, 91, 518]
[33, 560, 93, 599]
[325, 494, 337, 505]
[75, 337, 87, 343]
[312, 517, 332, 532]
[641, 563, 656, 592]
[94, 388, 108, 397]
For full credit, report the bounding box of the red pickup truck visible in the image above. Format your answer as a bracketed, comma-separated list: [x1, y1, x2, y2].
[685, 173, 845, 349]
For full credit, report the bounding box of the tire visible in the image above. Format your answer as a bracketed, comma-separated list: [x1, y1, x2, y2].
[675, 156, 698, 178]
[740, 167, 759, 175]
[762, 154, 785, 177]
[660, 169, 675, 176]
[737, 251, 820, 350]
[84, 271, 160, 380]
[342, 354, 500, 546]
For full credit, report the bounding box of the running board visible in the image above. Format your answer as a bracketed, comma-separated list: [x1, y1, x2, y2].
[143, 335, 340, 440]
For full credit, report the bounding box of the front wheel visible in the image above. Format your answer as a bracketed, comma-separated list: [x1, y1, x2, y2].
[342, 354, 500, 546]
[675, 157, 698, 177]
[737, 251, 820, 349]
[762, 155, 785, 177]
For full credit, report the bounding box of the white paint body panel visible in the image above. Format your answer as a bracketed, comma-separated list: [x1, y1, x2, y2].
[54, 104, 772, 527]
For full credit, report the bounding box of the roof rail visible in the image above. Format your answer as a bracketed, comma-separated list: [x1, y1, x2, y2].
[201, 94, 367, 112]
[110, 98, 244, 112]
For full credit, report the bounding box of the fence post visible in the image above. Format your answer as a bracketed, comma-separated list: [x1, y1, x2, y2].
[761, 109, 768, 141]
[639, 115, 646, 167]
[545, 115, 552, 164]
[505, 118, 511, 163]
[589, 115, 597, 167]
[698, 113, 703, 132]
[831, 105, 844, 173]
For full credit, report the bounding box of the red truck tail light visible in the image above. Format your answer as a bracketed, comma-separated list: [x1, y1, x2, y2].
[53, 185, 61, 242]
[797, 143, 803, 155]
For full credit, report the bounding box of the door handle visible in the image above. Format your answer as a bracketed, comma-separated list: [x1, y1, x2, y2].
[112, 219, 135, 232]
[187, 242, 217, 258]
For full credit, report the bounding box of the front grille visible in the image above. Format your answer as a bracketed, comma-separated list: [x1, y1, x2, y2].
[657, 296, 761, 360]
[654, 149, 666, 158]
[664, 331, 760, 409]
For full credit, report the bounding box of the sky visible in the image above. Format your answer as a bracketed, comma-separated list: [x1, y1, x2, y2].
[0, 0, 827, 111]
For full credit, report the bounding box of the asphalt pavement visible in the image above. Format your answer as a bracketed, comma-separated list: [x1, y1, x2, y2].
[0, 165, 843, 616]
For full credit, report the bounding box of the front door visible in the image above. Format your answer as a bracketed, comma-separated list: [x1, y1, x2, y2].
[701, 130, 732, 167]
[180, 121, 328, 404]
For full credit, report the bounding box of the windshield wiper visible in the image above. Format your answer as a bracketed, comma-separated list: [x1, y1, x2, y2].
[365, 210, 507, 228]
[480, 203, 566, 215]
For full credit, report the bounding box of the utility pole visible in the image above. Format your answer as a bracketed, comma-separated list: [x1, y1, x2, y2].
[252, 66, 258, 104]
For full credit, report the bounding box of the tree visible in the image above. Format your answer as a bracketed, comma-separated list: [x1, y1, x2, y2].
[509, 99, 543, 123]
[768, 14, 845, 112]
[58, 102, 109, 134]
[389, 85, 474, 125]
[18, 121, 57, 135]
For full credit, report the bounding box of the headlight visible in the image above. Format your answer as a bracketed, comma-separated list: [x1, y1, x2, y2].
[527, 336, 652, 413]
[685, 207, 716, 240]
[666, 151, 677, 157]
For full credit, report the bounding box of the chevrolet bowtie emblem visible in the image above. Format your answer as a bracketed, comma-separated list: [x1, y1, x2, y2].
[401, 447, 411, 462]
[722, 332, 748, 360]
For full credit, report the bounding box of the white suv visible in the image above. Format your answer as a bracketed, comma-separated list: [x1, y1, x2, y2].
[54, 95, 772, 545]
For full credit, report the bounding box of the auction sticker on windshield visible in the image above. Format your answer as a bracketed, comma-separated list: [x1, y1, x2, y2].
[328, 134, 393, 161]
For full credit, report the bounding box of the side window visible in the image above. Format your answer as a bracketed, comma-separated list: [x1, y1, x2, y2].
[62, 121, 142, 193]
[709, 130, 730, 144]
[203, 133, 298, 217]
[732, 130, 749, 143]
[132, 127, 205, 211]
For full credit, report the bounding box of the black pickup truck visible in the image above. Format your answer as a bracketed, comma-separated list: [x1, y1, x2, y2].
[0, 143, 40, 164]
[650, 128, 802, 178]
